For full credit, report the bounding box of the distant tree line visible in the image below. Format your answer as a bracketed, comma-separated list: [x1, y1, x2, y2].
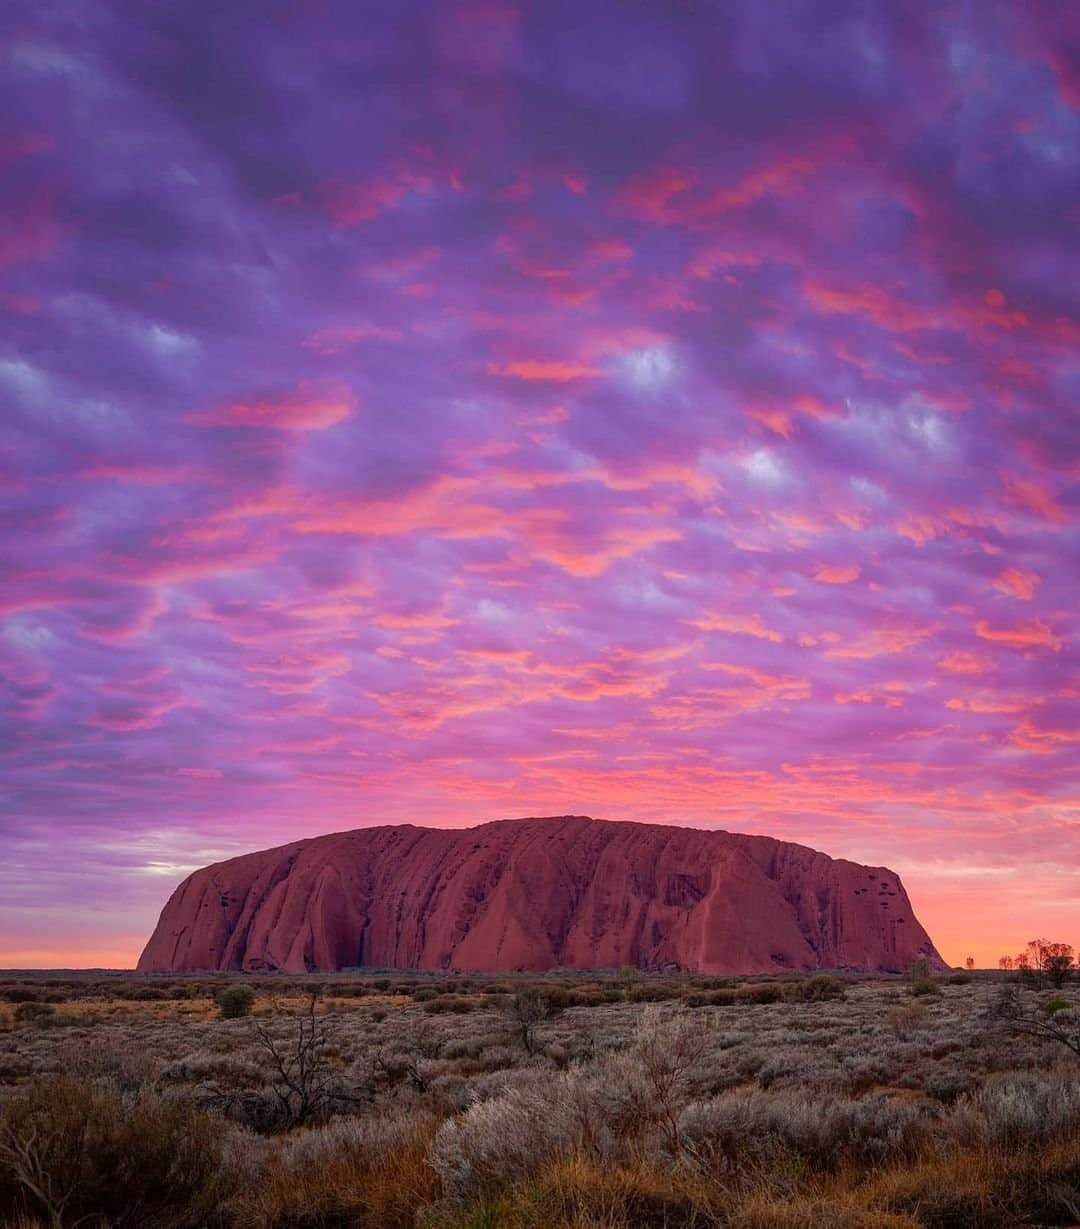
[997, 939, 1076, 988]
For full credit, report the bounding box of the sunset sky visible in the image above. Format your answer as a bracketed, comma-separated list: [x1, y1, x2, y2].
[2, 2, 1077, 970]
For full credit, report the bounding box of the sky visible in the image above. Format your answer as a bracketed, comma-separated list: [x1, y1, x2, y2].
[1, 1, 1077, 971]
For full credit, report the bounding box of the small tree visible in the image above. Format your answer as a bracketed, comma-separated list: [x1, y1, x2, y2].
[906, 957, 937, 997]
[635, 1011, 709, 1155]
[504, 989, 560, 1055]
[249, 993, 358, 1129]
[216, 983, 255, 1019]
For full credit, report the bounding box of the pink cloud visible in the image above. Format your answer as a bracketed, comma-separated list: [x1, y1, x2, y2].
[691, 613, 785, 643]
[975, 619, 1063, 651]
[814, 563, 861, 584]
[1001, 474, 1068, 523]
[937, 651, 991, 675]
[826, 624, 936, 659]
[992, 567, 1040, 600]
[190, 387, 353, 431]
[486, 359, 600, 381]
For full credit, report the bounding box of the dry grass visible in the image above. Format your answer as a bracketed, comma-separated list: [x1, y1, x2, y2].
[0, 970, 1077, 1228]
[241, 1115, 440, 1228]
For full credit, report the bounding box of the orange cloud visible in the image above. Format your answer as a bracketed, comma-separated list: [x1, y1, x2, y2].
[814, 563, 861, 584]
[701, 155, 816, 213]
[374, 611, 459, 629]
[945, 694, 1027, 714]
[804, 280, 941, 332]
[748, 392, 843, 439]
[992, 567, 1040, 600]
[486, 359, 600, 382]
[621, 152, 822, 224]
[747, 407, 794, 437]
[191, 389, 352, 431]
[797, 630, 842, 647]
[321, 161, 452, 227]
[1008, 716, 1080, 754]
[1001, 474, 1067, 523]
[896, 515, 943, 545]
[827, 624, 935, 659]
[617, 166, 698, 220]
[937, 651, 990, 675]
[293, 475, 505, 541]
[834, 688, 906, 708]
[974, 619, 1062, 651]
[691, 612, 784, 642]
[792, 393, 843, 421]
[517, 507, 681, 576]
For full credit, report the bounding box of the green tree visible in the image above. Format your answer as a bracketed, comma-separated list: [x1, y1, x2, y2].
[216, 983, 256, 1019]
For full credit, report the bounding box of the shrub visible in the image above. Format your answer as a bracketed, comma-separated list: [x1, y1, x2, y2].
[430, 1073, 590, 1196]
[907, 978, 941, 998]
[735, 983, 785, 1005]
[2, 989, 40, 1005]
[625, 982, 677, 1003]
[889, 1001, 929, 1037]
[216, 984, 256, 1019]
[684, 989, 737, 1008]
[12, 1002, 55, 1026]
[0, 1076, 224, 1228]
[423, 995, 474, 1014]
[950, 1072, 1080, 1148]
[786, 975, 846, 1002]
[921, 1067, 976, 1104]
[680, 1089, 930, 1171]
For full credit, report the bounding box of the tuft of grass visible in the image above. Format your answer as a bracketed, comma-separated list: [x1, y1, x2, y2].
[241, 1114, 440, 1228]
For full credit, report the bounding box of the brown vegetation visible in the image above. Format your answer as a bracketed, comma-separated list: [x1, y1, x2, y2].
[0, 968, 1077, 1227]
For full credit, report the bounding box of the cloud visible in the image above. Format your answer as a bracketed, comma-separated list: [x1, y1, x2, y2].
[190, 388, 353, 431]
[992, 567, 1040, 600]
[1001, 475, 1067, 524]
[486, 360, 600, 382]
[691, 613, 784, 643]
[814, 563, 861, 584]
[975, 620, 1063, 651]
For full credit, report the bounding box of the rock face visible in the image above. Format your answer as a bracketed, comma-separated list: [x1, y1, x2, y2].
[137, 816, 945, 974]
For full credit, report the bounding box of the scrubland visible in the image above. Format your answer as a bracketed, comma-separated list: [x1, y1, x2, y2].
[0, 969, 1077, 1228]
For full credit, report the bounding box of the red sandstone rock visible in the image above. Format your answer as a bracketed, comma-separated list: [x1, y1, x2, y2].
[137, 816, 945, 974]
